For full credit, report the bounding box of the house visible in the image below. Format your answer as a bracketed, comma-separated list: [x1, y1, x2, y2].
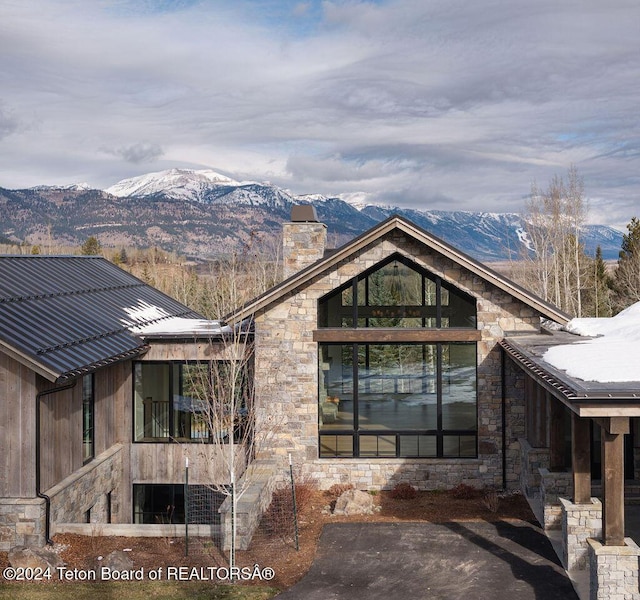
[0, 255, 235, 550]
[226, 211, 570, 492]
[1, 213, 638, 597]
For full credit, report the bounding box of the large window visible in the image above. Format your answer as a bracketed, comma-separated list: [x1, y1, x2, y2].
[133, 361, 250, 443]
[134, 362, 212, 442]
[319, 254, 476, 329]
[82, 373, 94, 463]
[319, 343, 477, 458]
[133, 484, 226, 524]
[317, 255, 477, 458]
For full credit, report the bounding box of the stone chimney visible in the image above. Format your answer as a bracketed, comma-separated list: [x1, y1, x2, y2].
[282, 206, 327, 279]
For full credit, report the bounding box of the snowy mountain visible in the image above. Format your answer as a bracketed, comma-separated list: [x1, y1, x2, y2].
[0, 168, 625, 262]
[106, 168, 239, 201]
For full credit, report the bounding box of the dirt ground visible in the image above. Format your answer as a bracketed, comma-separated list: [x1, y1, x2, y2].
[0, 487, 536, 592]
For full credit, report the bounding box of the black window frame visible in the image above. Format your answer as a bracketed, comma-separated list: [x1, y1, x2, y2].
[82, 373, 95, 464]
[318, 341, 478, 459]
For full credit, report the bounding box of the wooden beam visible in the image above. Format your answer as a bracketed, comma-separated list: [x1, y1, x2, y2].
[602, 429, 625, 546]
[572, 413, 591, 504]
[593, 417, 630, 435]
[313, 328, 482, 343]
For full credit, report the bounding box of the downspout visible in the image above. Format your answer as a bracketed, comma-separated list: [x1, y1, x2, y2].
[501, 347, 507, 491]
[36, 380, 78, 545]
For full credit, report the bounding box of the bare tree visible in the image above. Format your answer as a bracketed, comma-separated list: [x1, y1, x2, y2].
[175, 241, 283, 568]
[517, 166, 589, 317]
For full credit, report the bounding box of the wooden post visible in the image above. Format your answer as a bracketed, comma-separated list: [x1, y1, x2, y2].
[572, 412, 591, 504]
[602, 429, 625, 546]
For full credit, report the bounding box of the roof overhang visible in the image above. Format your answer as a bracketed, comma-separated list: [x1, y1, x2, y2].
[500, 336, 640, 417]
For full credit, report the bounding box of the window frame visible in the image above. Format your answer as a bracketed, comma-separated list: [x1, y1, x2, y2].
[317, 255, 478, 459]
[318, 341, 478, 459]
[132, 360, 250, 444]
[318, 253, 477, 330]
[82, 373, 95, 464]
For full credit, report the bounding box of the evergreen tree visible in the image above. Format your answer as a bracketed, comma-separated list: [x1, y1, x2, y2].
[612, 217, 640, 311]
[80, 236, 102, 256]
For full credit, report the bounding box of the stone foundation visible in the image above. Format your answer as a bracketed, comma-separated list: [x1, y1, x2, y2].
[588, 537, 640, 600]
[560, 497, 602, 571]
[540, 468, 573, 530]
[302, 458, 499, 491]
[0, 498, 46, 551]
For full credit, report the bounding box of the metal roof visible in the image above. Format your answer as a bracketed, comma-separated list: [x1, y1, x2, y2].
[0, 256, 203, 382]
[500, 332, 640, 415]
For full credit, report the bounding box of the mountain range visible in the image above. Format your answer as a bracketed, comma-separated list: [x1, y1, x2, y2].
[0, 168, 624, 262]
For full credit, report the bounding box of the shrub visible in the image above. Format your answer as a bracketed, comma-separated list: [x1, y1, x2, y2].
[481, 489, 500, 513]
[389, 482, 418, 500]
[449, 483, 481, 500]
[325, 483, 355, 501]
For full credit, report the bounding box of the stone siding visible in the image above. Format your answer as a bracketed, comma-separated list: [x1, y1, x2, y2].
[0, 498, 46, 551]
[48, 444, 124, 531]
[519, 439, 550, 499]
[540, 468, 573, 530]
[561, 497, 602, 571]
[219, 458, 280, 551]
[588, 537, 640, 600]
[253, 230, 540, 491]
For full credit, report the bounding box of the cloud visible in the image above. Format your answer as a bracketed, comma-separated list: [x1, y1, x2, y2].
[0, 104, 20, 139]
[104, 143, 165, 164]
[0, 0, 638, 228]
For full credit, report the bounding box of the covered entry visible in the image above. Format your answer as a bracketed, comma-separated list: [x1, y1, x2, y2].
[501, 331, 640, 599]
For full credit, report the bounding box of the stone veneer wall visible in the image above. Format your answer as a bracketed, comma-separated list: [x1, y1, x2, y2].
[219, 458, 280, 551]
[252, 230, 538, 491]
[540, 468, 573, 530]
[560, 497, 602, 571]
[519, 439, 550, 499]
[49, 444, 124, 531]
[0, 498, 46, 551]
[0, 445, 123, 549]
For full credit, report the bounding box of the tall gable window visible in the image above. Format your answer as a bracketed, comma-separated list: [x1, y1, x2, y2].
[317, 254, 478, 459]
[319, 254, 476, 329]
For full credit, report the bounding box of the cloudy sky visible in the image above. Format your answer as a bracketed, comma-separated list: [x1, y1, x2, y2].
[1, 0, 638, 228]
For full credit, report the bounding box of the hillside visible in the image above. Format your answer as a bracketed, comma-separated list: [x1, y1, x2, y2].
[0, 169, 624, 262]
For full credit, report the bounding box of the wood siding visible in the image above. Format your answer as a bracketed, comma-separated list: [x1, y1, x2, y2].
[0, 353, 37, 497]
[131, 443, 238, 485]
[39, 361, 134, 493]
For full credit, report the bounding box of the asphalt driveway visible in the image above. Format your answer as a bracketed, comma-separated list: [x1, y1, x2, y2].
[275, 521, 577, 600]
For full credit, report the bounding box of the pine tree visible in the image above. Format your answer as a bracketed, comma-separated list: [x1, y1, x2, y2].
[612, 217, 640, 311]
[80, 236, 102, 256]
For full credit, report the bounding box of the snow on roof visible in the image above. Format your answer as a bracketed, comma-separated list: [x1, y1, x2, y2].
[120, 300, 229, 337]
[137, 317, 230, 337]
[544, 302, 640, 383]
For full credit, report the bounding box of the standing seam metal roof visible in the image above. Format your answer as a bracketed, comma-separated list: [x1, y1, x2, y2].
[0, 256, 203, 381]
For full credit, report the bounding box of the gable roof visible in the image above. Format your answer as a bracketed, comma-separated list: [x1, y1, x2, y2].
[226, 214, 571, 325]
[0, 255, 203, 382]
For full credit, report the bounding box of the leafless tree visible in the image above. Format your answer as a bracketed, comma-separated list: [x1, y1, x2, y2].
[516, 166, 589, 317]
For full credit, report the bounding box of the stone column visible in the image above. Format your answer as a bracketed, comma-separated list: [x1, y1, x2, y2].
[588, 538, 640, 600]
[560, 497, 602, 571]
